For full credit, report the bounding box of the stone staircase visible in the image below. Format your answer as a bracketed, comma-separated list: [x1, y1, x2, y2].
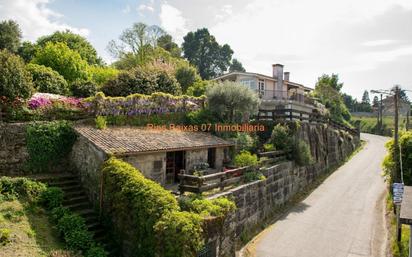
[34, 173, 107, 243]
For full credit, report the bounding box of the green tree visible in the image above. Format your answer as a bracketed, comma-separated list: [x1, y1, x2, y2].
[88, 66, 119, 86]
[0, 20, 22, 53]
[0, 50, 34, 100]
[372, 95, 379, 107]
[37, 30, 102, 65]
[313, 74, 351, 122]
[32, 42, 89, 82]
[186, 80, 209, 97]
[182, 28, 234, 80]
[26, 63, 69, 95]
[108, 23, 165, 66]
[342, 93, 356, 112]
[18, 41, 39, 63]
[175, 65, 199, 93]
[101, 66, 181, 96]
[206, 81, 260, 122]
[229, 58, 246, 72]
[316, 73, 343, 92]
[361, 90, 370, 105]
[157, 34, 181, 57]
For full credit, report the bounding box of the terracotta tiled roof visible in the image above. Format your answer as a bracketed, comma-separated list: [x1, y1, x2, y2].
[75, 126, 233, 155]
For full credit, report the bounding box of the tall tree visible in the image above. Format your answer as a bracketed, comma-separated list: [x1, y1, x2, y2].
[37, 30, 102, 65]
[182, 28, 233, 80]
[316, 74, 343, 92]
[361, 90, 370, 104]
[342, 93, 356, 112]
[0, 20, 22, 53]
[372, 95, 379, 107]
[17, 41, 39, 63]
[229, 58, 246, 72]
[32, 42, 89, 82]
[313, 74, 351, 122]
[108, 23, 165, 65]
[157, 34, 181, 57]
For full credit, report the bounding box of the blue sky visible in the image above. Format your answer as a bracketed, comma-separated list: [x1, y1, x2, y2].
[0, 0, 412, 100]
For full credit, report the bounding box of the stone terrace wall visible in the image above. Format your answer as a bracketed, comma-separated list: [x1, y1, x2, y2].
[0, 122, 29, 175]
[208, 123, 360, 257]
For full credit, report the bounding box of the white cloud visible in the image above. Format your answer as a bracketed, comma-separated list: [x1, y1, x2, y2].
[0, 0, 89, 41]
[362, 39, 399, 47]
[206, 0, 412, 98]
[138, 4, 155, 13]
[159, 3, 188, 43]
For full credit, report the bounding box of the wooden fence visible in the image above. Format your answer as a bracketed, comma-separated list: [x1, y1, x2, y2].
[179, 150, 288, 194]
[257, 109, 359, 135]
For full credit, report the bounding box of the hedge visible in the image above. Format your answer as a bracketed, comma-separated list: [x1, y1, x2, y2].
[102, 157, 181, 257]
[101, 157, 237, 257]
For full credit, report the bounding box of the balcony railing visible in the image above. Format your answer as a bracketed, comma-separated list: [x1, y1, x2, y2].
[256, 90, 314, 105]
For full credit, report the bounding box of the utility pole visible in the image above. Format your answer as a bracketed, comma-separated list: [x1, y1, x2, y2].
[379, 93, 383, 133]
[393, 85, 402, 242]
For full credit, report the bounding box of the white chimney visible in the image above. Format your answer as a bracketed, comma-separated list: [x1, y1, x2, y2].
[284, 72, 290, 81]
[272, 64, 284, 92]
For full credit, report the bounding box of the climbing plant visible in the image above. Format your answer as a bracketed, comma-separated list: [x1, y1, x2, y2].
[26, 121, 77, 172]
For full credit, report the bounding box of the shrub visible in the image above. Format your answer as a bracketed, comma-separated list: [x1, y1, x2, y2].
[26, 63, 69, 95]
[26, 121, 77, 172]
[70, 80, 97, 97]
[184, 108, 220, 125]
[270, 124, 293, 151]
[183, 197, 236, 218]
[101, 66, 181, 97]
[263, 143, 275, 151]
[0, 49, 34, 100]
[88, 66, 119, 86]
[84, 244, 108, 257]
[186, 80, 209, 97]
[32, 42, 89, 82]
[154, 211, 204, 257]
[57, 213, 87, 236]
[244, 171, 266, 182]
[383, 131, 412, 185]
[64, 229, 93, 251]
[234, 150, 258, 167]
[235, 133, 256, 152]
[206, 81, 260, 123]
[40, 187, 64, 209]
[51, 206, 70, 223]
[0, 177, 47, 202]
[292, 141, 314, 166]
[0, 228, 11, 246]
[102, 157, 180, 256]
[175, 65, 199, 93]
[95, 116, 107, 129]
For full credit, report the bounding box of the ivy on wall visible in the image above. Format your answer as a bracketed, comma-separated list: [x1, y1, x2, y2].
[26, 121, 77, 172]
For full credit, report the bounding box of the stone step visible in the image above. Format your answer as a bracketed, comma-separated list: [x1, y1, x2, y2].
[63, 195, 88, 205]
[33, 173, 78, 183]
[49, 179, 79, 187]
[60, 185, 84, 193]
[86, 221, 101, 230]
[64, 202, 90, 211]
[64, 190, 85, 198]
[75, 208, 96, 219]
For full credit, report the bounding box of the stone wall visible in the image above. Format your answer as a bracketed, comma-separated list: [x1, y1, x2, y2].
[0, 122, 29, 175]
[207, 123, 360, 257]
[185, 149, 208, 171]
[123, 152, 166, 185]
[69, 134, 107, 210]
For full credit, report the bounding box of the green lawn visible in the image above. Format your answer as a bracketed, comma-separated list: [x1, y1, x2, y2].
[351, 115, 409, 136]
[0, 199, 69, 257]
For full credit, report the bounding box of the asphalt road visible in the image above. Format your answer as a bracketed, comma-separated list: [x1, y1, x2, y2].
[250, 133, 389, 257]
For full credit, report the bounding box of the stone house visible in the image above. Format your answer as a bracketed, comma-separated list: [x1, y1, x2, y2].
[70, 126, 233, 205]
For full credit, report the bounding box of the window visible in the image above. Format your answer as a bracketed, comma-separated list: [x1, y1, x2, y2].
[258, 79, 265, 96]
[240, 79, 256, 90]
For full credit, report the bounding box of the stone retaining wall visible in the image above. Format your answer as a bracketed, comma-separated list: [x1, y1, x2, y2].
[0, 122, 29, 175]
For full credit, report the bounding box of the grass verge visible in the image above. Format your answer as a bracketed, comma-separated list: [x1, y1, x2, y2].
[386, 193, 410, 257]
[0, 199, 66, 257]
